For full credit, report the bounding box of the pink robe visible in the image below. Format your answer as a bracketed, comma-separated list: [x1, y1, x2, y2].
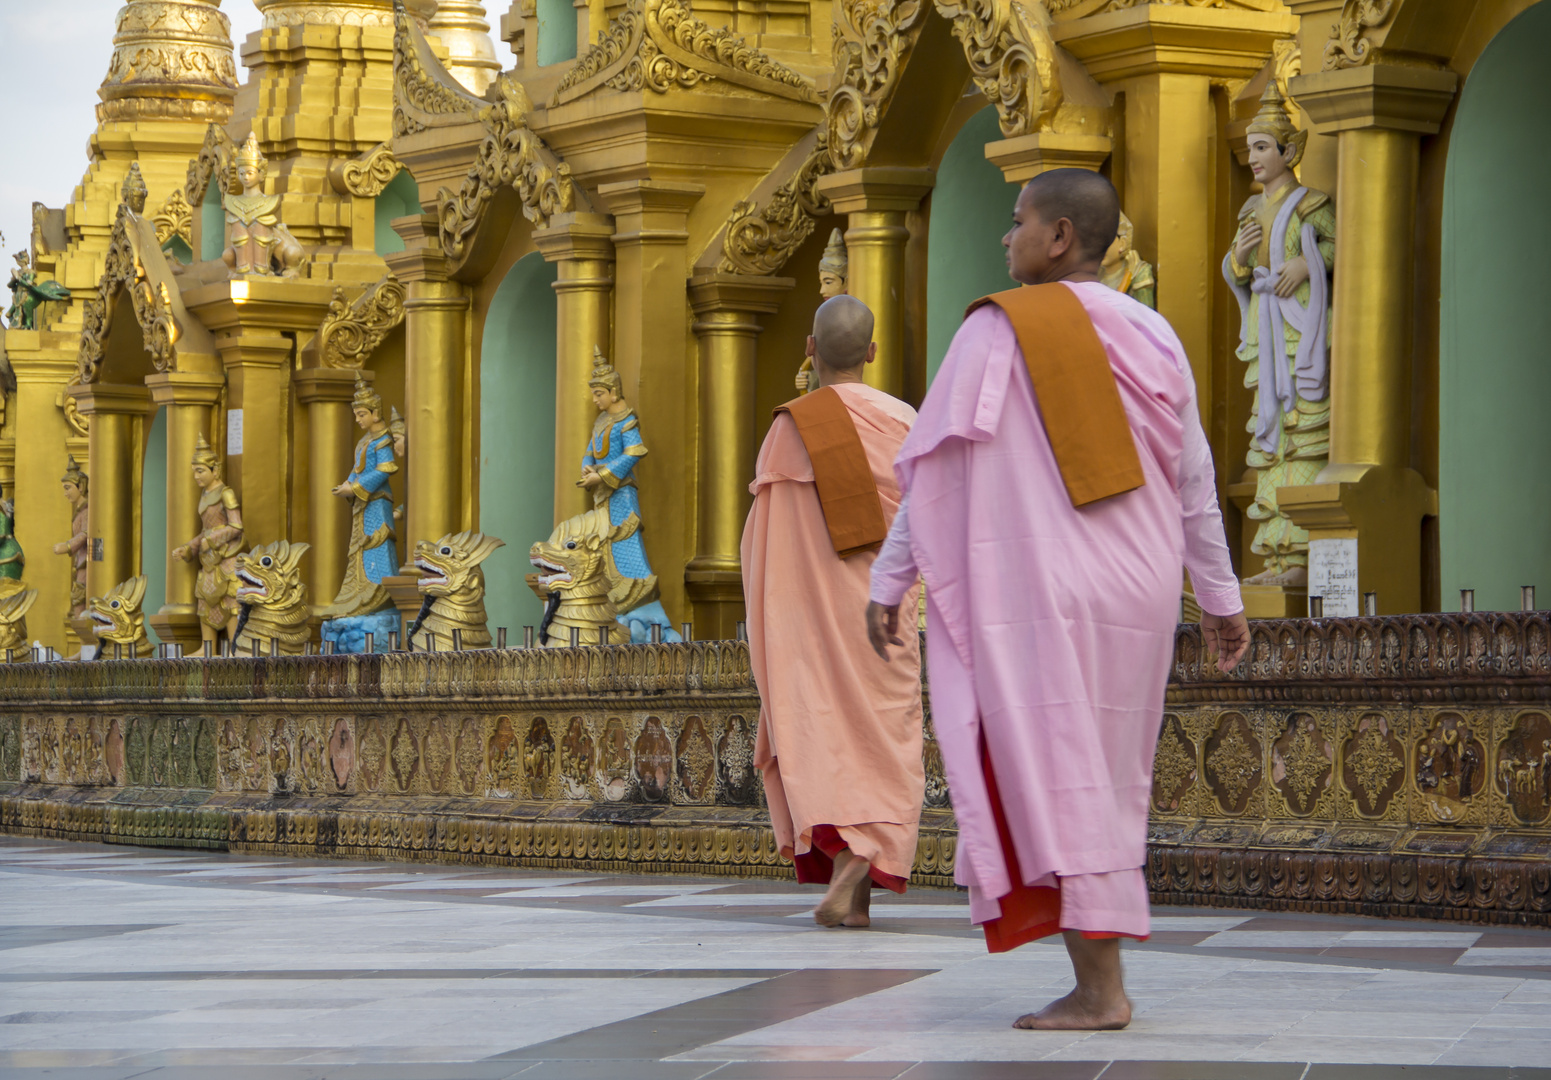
[743, 382, 924, 889]
[870, 282, 1241, 938]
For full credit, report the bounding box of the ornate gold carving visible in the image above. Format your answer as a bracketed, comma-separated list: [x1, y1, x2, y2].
[719, 134, 834, 276]
[1343, 716, 1403, 815]
[1206, 714, 1260, 812]
[330, 143, 405, 198]
[259, 0, 437, 28]
[152, 190, 194, 248]
[1044, 0, 1271, 16]
[57, 385, 89, 438]
[99, 0, 239, 123]
[1497, 712, 1551, 826]
[393, 0, 486, 137]
[1151, 714, 1196, 812]
[1271, 37, 1301, 102]
[935, 0, 1062, 138]
[318, 275, 408, 369]
[552, 0, 819, 106]
[185, 123, 238, 207]
[1322, 0, 1394, 71]
[437, 76, 576, 263]
[86, 576, 154, 659]
[77, 207, 187, 382]
[1274, 713, 1332, 815]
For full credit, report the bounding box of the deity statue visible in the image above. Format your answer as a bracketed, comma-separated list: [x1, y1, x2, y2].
[389, 405, 406, 525]
[1099, 211, 1155, 310]
[170, 436, 245, 646]
[0, 482, 23, 582]
[221, 132, 305, 278]
[794, 228, 848, 394]
[5, 251, 71, 331]
[319, 377, 399, 652]
[51, 456, 88, 618]
[1223, 83, 1335, 588]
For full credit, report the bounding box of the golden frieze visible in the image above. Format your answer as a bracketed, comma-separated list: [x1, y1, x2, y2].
[99, 0, 239, 123]
[318, 274, 408, 369]
[551, 0, 820, 106]
[1044, 0, 1278, 16]
[330, 143, 405, 198]
[392, 0, 486, 137]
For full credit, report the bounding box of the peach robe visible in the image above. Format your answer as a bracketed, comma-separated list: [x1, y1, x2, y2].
[742, 382, 924, 889]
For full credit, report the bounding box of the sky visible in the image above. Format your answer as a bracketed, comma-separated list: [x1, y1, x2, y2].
[0, 1, 264, 279]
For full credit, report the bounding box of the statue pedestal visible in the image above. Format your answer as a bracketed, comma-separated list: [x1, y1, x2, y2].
[1241, 584, 1308, 620]
[67, 615, 97, 659]
[150, 610, 203, 656]
[382, 575, 424, 641]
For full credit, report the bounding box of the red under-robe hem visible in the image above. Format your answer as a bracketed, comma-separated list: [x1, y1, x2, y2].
[793, 824, 909, 894]
[978, 740, 1146, 954]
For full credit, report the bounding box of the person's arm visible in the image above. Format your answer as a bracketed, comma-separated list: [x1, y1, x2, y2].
[866, 493, 918, 660]
[1177, 393, 1249, 673]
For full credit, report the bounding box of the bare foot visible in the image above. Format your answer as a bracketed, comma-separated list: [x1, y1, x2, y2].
[1013, 988, 1132, 1031]
[842, 871, 872, 928]
[814, 849, 871, 927]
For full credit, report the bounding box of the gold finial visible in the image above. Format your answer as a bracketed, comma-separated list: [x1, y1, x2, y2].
[588, 346, 623, 396]
[352, 374, 383, 414]
[122, 163, 149, 215]
[1246, 81, 1307, 169]
[191, 433, 220, 471]
[818, 227, 848, 280]
[236, 131, 266, 173]
[62, 455, 88, 496]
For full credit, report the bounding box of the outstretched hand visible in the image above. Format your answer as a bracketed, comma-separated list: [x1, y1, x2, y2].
[1201, 609, 1250, 674]
[866, 601, 903, 662]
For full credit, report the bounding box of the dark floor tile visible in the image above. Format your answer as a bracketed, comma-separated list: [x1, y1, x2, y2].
[1321, 948, 1469, 964]
[1142, 933, 1218, 946]
[1305, 1067, 1510, 1079]
[504, 1062, 721, 1080]
[900, 1063, 1108, 1080]
[1101, 1064, 1307, 1080]
[706, 1065, 914, 1079]
[322, 1065, 541, 1080]
[0, 1069, 153, 1080]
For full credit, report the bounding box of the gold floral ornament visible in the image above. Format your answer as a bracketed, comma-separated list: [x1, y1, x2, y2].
[184, 123, 238, 207]
[319, 275, 407, 369]
[392, 0, 485, 137]
[936, 0, 1063, 139]
[152, 190, 194, 248]
[1044, 0, 1274, 15]
[330, 143, 405, 199]
[1323, 0, 1395, 71]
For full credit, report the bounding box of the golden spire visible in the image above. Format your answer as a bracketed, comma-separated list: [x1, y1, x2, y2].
[818, 227, 848, 280]
[1245, 81, 1307, 169]
[191, 434, 220, 471]
[122, 163, 149, 215]
[97, 1, 238, 124]
[428, 1, 503, 96]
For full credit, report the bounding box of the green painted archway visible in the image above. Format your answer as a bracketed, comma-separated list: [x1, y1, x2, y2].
[480, 252, 559, 635]
[141, 408, 166, 645]
[1440, 1, 1551, 612]
[926, 106, 1019, 384]
[374, 170, 422, 256]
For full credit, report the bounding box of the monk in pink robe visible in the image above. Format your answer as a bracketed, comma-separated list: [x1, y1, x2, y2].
[744, 294, 923, 928]
[867, 170, 1249, 1028]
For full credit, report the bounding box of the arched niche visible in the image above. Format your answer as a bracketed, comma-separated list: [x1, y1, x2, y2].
[479, 251, 559, 634]
[925, 105, 1019, 385]
[536, 0, 577, 66]
[374, 170, 423, 256]
[200, 182, 223, 263]
[1440, 0, 1551, 612]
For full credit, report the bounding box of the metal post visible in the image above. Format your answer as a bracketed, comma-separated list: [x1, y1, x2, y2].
[113, 642, 122, 661]
[388, 631, 399, 651]
[681, 622, 692, 642]
[303, 641, 312, 656]
[5, 649, 12, 664]
[1460, 589, 1475, 614]
[1363, 592, 1378, 617]
[735, 621, 747, 642]
[270, 637, 279, 658]
[1523, 586, 1537, 613]
[598, 624, 610, 647]
[364, 632, 375, 654]
[569, 625, 580, 648]
[523, 626, 534, 649]
[650, 624, 661, 645]
[452, 628, 463, 651]
[1308, 596, 1323, 619]
[325, 640, 336, 655]
[203, 640, 213, 659]
[497, 627, 507, 650]
[425, 634, 436, 653]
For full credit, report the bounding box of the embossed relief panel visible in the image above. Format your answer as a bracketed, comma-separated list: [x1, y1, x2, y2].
[1203, 712, 1262, 817]
[487, 715, 520, 795]
[422, 717, 453, 794]
[388, 717, 420, 794]
[123, 716, 147, 785]
[921, 714, 949, 810]
[635, 717, 673, 803]
[268, 719, 294, 794]
[598, 717, 632, 802]
[718, 714, 759, 806]
[1339, 712, 1406, 820]
[1151, 713, 1197, 814]
[1270, 711, 1335, 817]
[103, 718, 124, 785]
[294, 718, 327, 795]
[453, 717, 483, 796]
[328, 718, 354, 791]
[559, 716, 595, 800]
[523, 716, 555, 800]
[356, 716, 388, 792]
[1412, 711, 1488, 824]
[674, 715, 715, 804]
[0, 715, 20, 781]
[1496, 711, 1551, 826]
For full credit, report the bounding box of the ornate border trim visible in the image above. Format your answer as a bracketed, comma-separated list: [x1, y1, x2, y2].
[319, 275, 408, 369]
[392, 0, 486, 137]
[330, 143, 406, 198]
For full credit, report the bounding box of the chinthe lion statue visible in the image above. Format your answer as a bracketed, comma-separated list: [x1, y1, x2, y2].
[0, 578, 38, 657]
[406, 530, 505, 651]
[527, 509, 680, 647]
[233, 540, 311, 656]
[87, 575, 154, 659]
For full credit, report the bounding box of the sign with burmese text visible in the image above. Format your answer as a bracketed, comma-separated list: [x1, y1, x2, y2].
[1309, 537, 1359, 617]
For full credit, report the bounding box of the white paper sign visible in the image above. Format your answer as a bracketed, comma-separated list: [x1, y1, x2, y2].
[226, 408, 243, 456]
[1309, 537, 1359, 617]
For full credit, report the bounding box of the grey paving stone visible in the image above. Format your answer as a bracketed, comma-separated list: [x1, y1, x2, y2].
[898, 1065, 1109, 1080]
[1100, 1065, 1307, 1080]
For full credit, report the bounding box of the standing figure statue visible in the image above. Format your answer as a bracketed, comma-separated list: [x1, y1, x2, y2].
[577, 349, 678, 641]
[51, 456, 89, 618]
[795, 229, 848, 394]
[319, 377, 399, 652]
[1223, 83, 1335, 587]
[0, 482, 24, 581]
[1100, 211, 1156, 310]
[389, 406, 407, 525]
[5, 251, 71, 331]
[222, 133, 305, 278]
[171, 436, 245, 647]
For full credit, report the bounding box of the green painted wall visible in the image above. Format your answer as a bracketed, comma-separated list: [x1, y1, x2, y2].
[537, 0, 577, 66]
[1440, 1, 1551, 612]
[926, 106, 1019, 384]
[480, 252, 558, 635]
[141, 409, 167, 645]
[200, 183, 223, 263]
[374, 171, 421, 256]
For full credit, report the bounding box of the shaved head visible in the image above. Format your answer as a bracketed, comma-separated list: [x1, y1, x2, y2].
[1021, 169, 1121, 262]
[812, 294, 875, 369]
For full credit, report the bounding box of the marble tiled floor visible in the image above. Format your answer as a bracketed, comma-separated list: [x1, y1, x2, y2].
[3, 837, 1551, 1079]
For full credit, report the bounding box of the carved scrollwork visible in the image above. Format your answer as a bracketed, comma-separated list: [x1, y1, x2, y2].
[719, 133, 834, 276]
[392, 0, 485, 137]
[1322, 0, 1394, 70]
[1044, 0, 1271, 15]
[184, 123, 237, 207]
[552, 0, 819, 106]
[330, 143, 404, 198]
[151, 190, 194, 248]
[76, 206, 183, 383]
[437, 76, 576, 264]
[935, 0, 1062, 138]
[318, 275, 408, 369]
[830, 0, 929, 171]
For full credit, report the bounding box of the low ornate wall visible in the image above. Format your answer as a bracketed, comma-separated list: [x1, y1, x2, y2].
[2, 613, 1549, 924]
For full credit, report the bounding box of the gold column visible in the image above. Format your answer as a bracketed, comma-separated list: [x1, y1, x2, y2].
[534, 212, 616, 525]
[292, 368, 362, 610]
[597, 181, 703, 629]
[216, 333, 293, 548]
[71, 383, 153, 605]
[145, 370, 224, 651]
[686, 273, 795, 639]
[812, 168, 935, 399]
[1278, 64, 1457, 614]
[10, 348, 78, 653]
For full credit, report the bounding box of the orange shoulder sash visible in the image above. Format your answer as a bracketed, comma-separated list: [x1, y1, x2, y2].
[773, 386, 888, 558]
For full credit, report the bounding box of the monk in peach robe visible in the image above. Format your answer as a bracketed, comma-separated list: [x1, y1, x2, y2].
[868, 171, 1249, 1028]
[743, 294, 923, 928]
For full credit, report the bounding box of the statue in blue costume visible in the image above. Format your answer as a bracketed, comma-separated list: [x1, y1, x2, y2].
[319, 376, 400, 652]
[579, 349, 680, 642]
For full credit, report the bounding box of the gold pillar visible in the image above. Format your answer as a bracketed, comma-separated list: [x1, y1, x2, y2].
[145, 370, 224, 651]
[293, 368, 363, 610]
[216, 333, 293, 548]
[686, 273, 795, 638]
[597, 181, 703, 629]
[813, 168, 935, 400]
[534, 212, 616, 525]
[10, 347, 78, 653]
[1282, 0, 1345, 197]
[71, 383, 153, 605]
[1278, 64, 1457, 614]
